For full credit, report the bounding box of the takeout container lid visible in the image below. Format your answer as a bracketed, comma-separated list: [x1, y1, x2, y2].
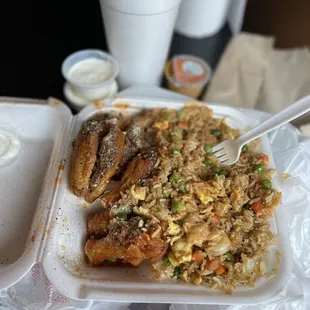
[0, 96, 292, 304]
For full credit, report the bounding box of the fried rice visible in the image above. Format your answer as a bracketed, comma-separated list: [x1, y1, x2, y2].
[95, 104, 282, 293]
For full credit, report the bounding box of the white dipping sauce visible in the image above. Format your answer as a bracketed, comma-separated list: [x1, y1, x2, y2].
[68, 58, 114, 85]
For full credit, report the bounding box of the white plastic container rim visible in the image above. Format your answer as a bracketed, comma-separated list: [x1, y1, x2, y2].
[101, 0, 182, 15]
[61, 49, 119, 89]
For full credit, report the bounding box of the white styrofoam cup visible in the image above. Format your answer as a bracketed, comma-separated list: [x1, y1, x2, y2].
[99, 0, 182, 89]
[175, 0, 230, 38]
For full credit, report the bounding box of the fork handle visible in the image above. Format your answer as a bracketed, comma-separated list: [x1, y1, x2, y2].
[237, 95, 310, 146]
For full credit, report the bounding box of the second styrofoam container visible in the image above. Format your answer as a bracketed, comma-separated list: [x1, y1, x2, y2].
[175, 0, 230, 38]
[99, 0, 182, 88]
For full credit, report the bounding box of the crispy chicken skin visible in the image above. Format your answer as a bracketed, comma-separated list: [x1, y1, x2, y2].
[85, 126, 125, 203]
[87, 209, 110, 238]
[69, 120, 106, 197]
[85, 218, 168, 266]
[100, 148, 159, 207]
[117, 124, 146, 171]
[131, 109, 158, 128]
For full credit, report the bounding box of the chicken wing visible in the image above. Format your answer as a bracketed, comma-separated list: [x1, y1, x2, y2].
[85, 217, 168, 266]
[69, 120, 106, 197]
[87, 209, 110, 238]
[100, 148, 159, 207]
[85, 126, 125, 203]
[117, 124, 146, 172]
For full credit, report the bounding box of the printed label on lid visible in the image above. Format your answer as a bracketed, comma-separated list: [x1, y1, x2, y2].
[183, 61, 204, 76]
[173, 57, 207, 85]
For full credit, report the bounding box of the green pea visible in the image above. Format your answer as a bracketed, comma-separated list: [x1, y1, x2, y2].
[106, 258, 117, 264]
[179, 180, 187, 192]
[162, 111, 170, 121]
[172, 148, 181, 156]
[163, 257, 172, 266]
[212, 166, 221, 174]
[163, 192, 170, 199]
[242, 144, 249, 153]
[255, 164, 264, 173]
[173, 266, 181, 278]
[219, 169, 228, 176]
[224, 252, 234, 262]
[262, 179, 272, 189]
[117, 212, 128, 221]
[169, 171, 180, 183]
[171, 201, 183, 212]
[204, 158, 212, 166]
[210, 128, 221, 138]
[203, 145, 213, 154]
[177, 110, 184, 120]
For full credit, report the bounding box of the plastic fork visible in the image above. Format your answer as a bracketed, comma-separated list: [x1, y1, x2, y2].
[212, 95, 310, 166]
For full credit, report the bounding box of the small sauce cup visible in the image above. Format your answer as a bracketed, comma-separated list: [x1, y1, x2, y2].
[165, 55, 212, 98]
[61, 49, 119, 100]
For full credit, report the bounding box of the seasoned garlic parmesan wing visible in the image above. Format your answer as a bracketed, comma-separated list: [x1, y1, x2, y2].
[85, 218, 167, 266]
[100, 148, 159, 207]
[87, 209, 110, 238]
[69, 120, 106, 197]
[85, 126, 125, 203]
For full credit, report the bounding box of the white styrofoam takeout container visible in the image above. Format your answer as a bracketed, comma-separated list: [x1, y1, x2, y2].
[0, 96, 292, 305]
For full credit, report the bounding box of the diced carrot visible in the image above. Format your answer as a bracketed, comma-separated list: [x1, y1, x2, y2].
[211, 215, 221, 226]
[178, 121, 189, 129]
[252, 201, 263, 214]
[215, 264, 226, 275]
[192, 251, 205, 264]
[261, 155, 269, 165]
[153, 175, 159, 181]
[205, 258, 220, 271]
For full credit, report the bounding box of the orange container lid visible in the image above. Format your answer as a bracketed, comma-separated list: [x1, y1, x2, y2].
[172, 55, 210, 86]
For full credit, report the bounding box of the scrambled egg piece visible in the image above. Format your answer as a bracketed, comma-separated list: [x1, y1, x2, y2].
[212, 199, 231, 216]
[193, 181, 225, 204]
[133, 205, 182, 236]
[171, 239, 192, 264]
[170, 215, 211, 264]
[130, 185, 146, 200]
[153, 120, 169, 130]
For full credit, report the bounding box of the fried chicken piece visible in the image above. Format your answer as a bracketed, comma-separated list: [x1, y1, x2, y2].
[90, 112, 125, 129]
[85, 218, 168, 266]
[69, 120, 106, 197]
[100, 148, 159, 207]
[87, 209, 110, 238]
[85, 126, 125, 203]
[131, 109, 159, 127]
[118, 124, 146, 171]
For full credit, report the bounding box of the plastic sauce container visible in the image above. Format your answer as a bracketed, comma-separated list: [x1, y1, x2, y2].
[61, 49, 119, 101]
[165, 55, 212, 98]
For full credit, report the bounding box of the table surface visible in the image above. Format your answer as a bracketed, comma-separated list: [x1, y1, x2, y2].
[0, 1, 231, 101]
